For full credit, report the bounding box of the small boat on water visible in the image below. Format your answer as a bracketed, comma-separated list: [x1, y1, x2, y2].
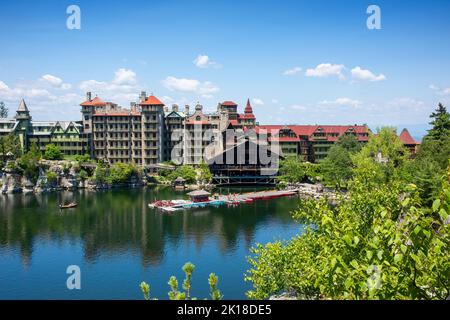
[59, 202, 77, 209]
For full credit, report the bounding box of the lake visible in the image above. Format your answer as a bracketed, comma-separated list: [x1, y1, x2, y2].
[0, 186, 303, 299]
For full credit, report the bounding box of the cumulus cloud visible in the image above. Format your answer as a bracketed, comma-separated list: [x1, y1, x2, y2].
[162, 76, 219, 98]
[430, 84, 450, 96]
[351, 66, 386, 82]
[319, 97, 361, 108]
[271, 99, 279, 104]
[193, 55, 221, 69]
[40, 74, 72, 89]
[252, 98, 264, 106]
[112, 68, 137, 85]
[283, 67, 302, 76]
[305, 63, 345, 79]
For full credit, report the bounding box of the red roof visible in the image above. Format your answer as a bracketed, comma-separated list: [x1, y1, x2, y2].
[140, 95, 164, 106]
[80, 96, 107, 107]
[244, 98, 254, 114]
[93, 112, 141, 116]
[238, 113, 256, 120]
[255, 125, 369, 142]
[268, 136, 300, 142]
[222, 101, 238, 106]
[229, 120, 239, 126]
[399, 128, 418, 145]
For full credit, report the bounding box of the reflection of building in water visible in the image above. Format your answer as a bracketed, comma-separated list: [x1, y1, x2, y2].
[0, 188, 298, 268]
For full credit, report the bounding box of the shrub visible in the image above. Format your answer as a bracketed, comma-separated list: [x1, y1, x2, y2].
[44, 144, 63, 160]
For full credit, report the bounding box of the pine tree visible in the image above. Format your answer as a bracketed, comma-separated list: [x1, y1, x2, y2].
[427, 103, 450, 140]
[0, 101, 8, 118]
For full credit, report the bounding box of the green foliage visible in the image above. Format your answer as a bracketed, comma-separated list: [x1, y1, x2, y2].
[78, 169, 88, 180]
[44, 144, 63, 160]
[140, 282, 150, 301]
[73, 154, 91, 163]
[336, 134, 362, 153]
[320, 146, 353, 188]
[16, 143, 41, 181]
[208, 273, 223, 300]
[0, 133, 21, 165]
[0, 101, 7, 118]
[279, 156, 307, 183]
[140, 262, 223, 300]
[93, 161, 109, 184]
[107, 162, 138, 184]
[168, 165, 197, 184]
[45, 171, 58, 184]
[246, 129, 450, 300]
[427, 103, 450, 141]
[197, 160, 212, 184]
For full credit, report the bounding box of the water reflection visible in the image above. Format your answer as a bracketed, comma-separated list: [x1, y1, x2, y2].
[0, 186, 296, 268]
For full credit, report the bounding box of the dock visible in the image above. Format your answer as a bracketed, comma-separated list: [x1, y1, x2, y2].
[149, 189, 298, 212]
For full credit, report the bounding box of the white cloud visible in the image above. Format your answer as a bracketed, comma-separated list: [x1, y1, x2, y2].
[112, 68, 137, 85]
[252, 98, 264, 106]
[351, 66, 386, 82]
[271, 99, 279, 104]
[291, 104, 307, 111]
[283, 67, 302, 76]
[305, 63, 345, 79]
[388, 97, 425, 111]
[430, 84, 450, 96]
[162, 76, 219, 98]
[320, 97, 361, 108]
[40, 74, 72, 90]
[193, 55, 221, 69]
[41, 74, 63, 86]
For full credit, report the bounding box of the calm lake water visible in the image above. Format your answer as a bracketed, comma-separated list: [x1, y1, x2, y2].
[0, 186, 303, 299]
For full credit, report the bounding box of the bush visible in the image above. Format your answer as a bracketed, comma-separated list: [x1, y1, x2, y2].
[45, 171, 58, 184]
[78, 169, 88, 180]
[168, 165, 197, 184]
[74, 154, 91, 163]
[44, 144, 63, 160]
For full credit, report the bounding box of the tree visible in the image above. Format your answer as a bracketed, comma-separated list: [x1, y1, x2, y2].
[336, 133, 362, 153]
[427, 103, 450, 141]
[168, 165, 197, 184]
[0, 134, 21, 165]
[0, 101, 7, 118]
[197, 160, 212, 185]
[44, 144, 63, 160]
[245, 164, 450, 300]
[16, 143, 41, 181]
[320, 145, 353, 188]
[278, 156, 306, 183]
[107, 162, 138, 184]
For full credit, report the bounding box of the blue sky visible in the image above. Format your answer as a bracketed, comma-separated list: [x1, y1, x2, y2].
[1, 0, 449, 138]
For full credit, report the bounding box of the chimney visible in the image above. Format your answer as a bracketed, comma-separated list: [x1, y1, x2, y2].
[172, 104, 179, 112]
[86, 92, 92, 101]
[164, 106, 169, 113]
[130, 102, 136, 112]
[140, 91, 146, 102]
[185, 105, 190, 115]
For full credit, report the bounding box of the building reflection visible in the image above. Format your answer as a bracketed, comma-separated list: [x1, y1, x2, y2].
[0, 187, 297, 267]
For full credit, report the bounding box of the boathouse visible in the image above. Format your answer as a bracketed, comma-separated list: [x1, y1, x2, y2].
[187, 190, 211, 202]
[206, 139, 282, 185]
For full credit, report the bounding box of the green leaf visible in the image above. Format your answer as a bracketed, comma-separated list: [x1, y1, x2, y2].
[354, 236, 360, 246]
[400, 244, 407, 254]
[413, 225, 422, 235]
[377, 251, 383, 260]
[432, 199, 441, 212]
[422, 229, 431, 238]
[350, 260, 359, 269]
[394, 253, 403, 263]
[366, 250, 373, 260]
[439, 208, 449, 221]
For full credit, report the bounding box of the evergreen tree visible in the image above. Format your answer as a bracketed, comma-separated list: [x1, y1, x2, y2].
[0, 101, 8, 118]
[427, 103, 450, 140]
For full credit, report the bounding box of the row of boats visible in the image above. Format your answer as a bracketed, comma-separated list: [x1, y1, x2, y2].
[148, 189, 298, 213]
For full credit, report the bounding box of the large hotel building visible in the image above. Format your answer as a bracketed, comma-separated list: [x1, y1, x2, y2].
[0, 91, 420, 168]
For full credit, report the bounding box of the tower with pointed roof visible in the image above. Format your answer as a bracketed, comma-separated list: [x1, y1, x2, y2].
[14, 99, 32, 150]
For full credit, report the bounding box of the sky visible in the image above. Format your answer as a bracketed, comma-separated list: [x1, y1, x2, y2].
[1, 0, 449, 139]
